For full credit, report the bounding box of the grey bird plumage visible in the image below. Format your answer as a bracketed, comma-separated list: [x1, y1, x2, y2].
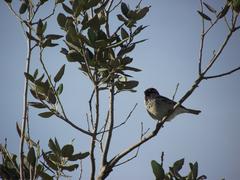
[144, 88, 201, 121]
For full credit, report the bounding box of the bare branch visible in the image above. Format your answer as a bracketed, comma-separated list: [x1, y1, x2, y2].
[90, 84, 100, 180]
[102, 82, 115, 166]
[114, 147, 140, 167]
[198, 0, 205, 75]
[79, 160, 83, 180]
[203, 66, 240, 79]
[160, 152, 164, 166]
[31, 4, 57, 25]
[19, 11, 32, 180]
[89, 89, 95, 129]
[172, 83, 179, 101]
[203, 15, 238, 75]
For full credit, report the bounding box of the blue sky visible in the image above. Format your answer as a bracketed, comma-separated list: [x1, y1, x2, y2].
[1, 0, 240, 179]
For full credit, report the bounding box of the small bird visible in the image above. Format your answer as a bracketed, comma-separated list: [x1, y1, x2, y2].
[144, 88, 201, 122]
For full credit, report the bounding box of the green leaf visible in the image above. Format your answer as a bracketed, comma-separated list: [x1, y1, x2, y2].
[203, 2, 217, 13]
[19, 2, 28, 14]
[232, 0, 240, 13]
[33, 69, 38, 79]
[69, 152, 90, 161]
[57, 13, 67, 28]
[61, 144, 74, 157]
[54, 138, 61, 153]
[121, 28, 129, 39]
[57, 83, 63, 95]
[116, 80, 139, 90]
[38, 111, 54, 118]
[66, 50, 83, 62]
[54, 64, 65, 82]
[87, 15, 100, 31]
[48, 138, 58, 153]
[217, 4, 230, 19]
[61, 164, 78, 172]
[197, 11, 211, 21]
[151, 160, 165, 180]
[117, 14, 128, 23]
[36, 19, 43, 37]
[121, 2, 129, 18]
[62, 3, 73, 14]
[118, 44, 135, 57]
[133, 25, 147, 36]
[173, 158, 184, 172]
[45, 34, 63, 40]
[47, 90, 56, 104]
[124, 66, 141, 72]
[42, 151, 58, 170]
[42, 39, 58, 48]
[189, 162, 198, 179]
[27, 147, 36, 166]
[29, 102, 47, 109]
[24, 72, 35, 82]
[136, 6, 150, 20]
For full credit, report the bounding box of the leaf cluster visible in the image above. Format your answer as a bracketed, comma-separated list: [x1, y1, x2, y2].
[0, 138, 89, 180]
[57, 0, 150, 92]
[151, 158, 207, 180]
[25, 66, 65, 118]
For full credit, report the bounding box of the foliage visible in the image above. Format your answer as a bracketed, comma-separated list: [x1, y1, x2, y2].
[151, 158, 207, 180]
[0, 138, 88, 180]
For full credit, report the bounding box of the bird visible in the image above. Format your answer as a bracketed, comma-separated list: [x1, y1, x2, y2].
[144, 88, 201, 122]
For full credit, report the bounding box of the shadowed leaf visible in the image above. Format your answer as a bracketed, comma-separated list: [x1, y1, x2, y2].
[38, 111, 54, 118]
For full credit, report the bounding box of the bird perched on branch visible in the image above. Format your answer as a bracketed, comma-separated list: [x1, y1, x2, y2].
[144, 88, 201, 122]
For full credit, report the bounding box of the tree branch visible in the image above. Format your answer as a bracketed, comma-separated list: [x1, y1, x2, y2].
[203, 66, 240, 79]
[90, 84, 100, 180]
[19, 12, 32, 180]
[101, 81, 115, 166]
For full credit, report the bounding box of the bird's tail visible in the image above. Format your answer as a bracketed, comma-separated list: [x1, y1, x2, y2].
[185, 108, 201, 115]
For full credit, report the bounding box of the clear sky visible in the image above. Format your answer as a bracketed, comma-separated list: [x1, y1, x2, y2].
[1, 0, 240, 179]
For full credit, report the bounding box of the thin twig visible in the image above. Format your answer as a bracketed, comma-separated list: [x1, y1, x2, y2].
[172, 83, 179, 101]
[98, 103, 138, 134]
[32, 4, 57, 25]
[198, 0, 205, 75]
[89, 89, 95, 129]
[79, 160, 83, 180]
[99, 111, 109, 152]
[203, 66, 240, 79]
[160, 152, 164, 166]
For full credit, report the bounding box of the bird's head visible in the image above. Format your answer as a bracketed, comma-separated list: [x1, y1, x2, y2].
[144, 88, 160, 99]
